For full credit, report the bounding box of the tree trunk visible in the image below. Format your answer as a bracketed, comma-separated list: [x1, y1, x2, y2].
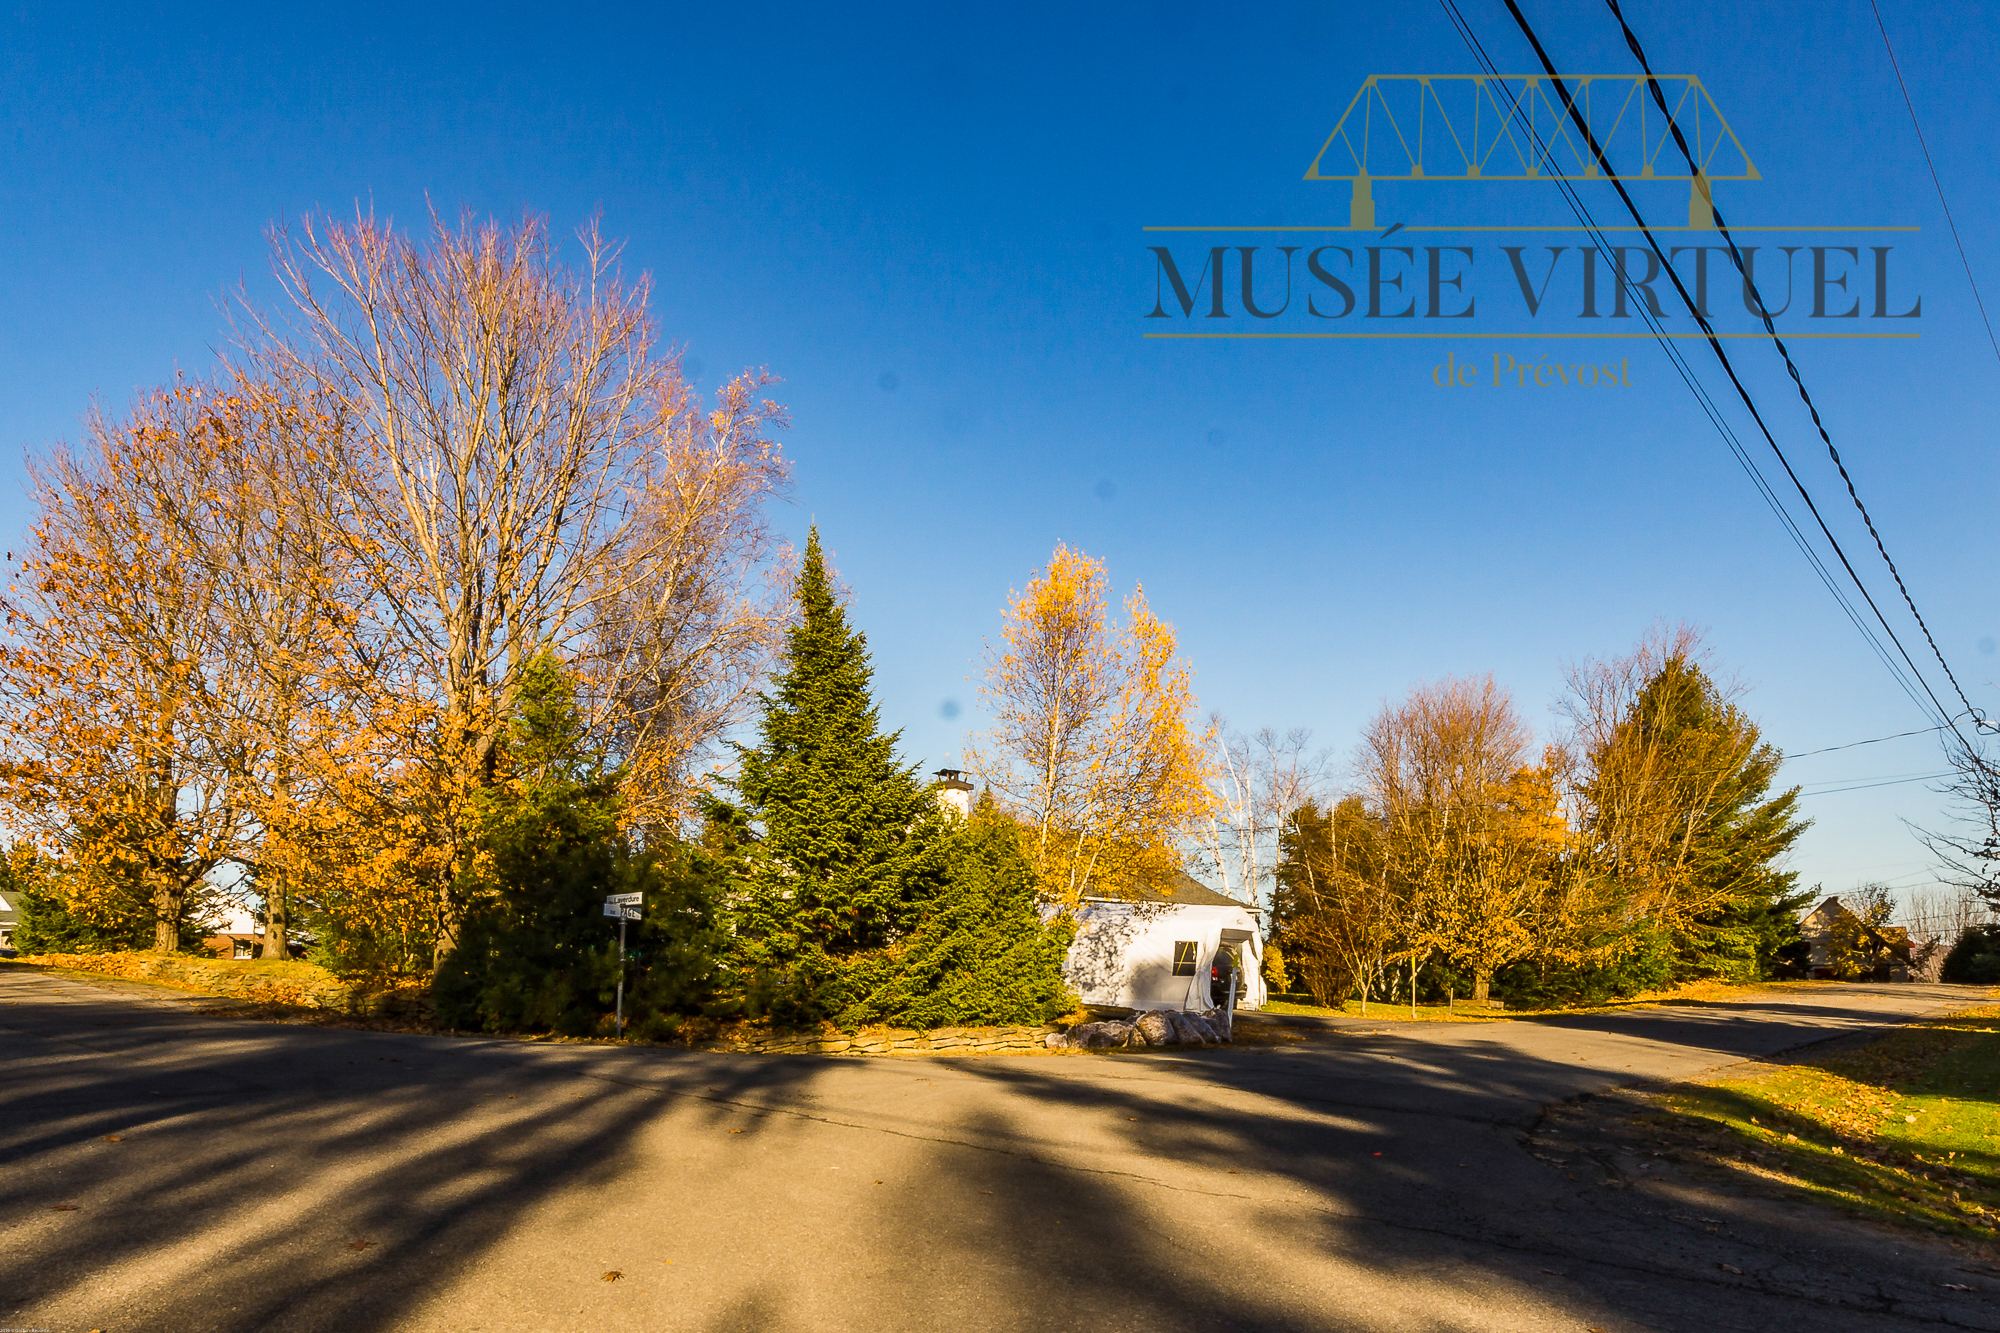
[153, 882, 186, 954]
[1473, 967, 1491, 1004]
[260, 886, 288, 961]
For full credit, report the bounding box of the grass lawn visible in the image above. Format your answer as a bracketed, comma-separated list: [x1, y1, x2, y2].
[1260, 977, 1812, 1023]
[1646, 1001, 2000, 1240]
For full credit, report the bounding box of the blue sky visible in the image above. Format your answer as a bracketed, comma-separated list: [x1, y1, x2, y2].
[4, 0, 1996, 903]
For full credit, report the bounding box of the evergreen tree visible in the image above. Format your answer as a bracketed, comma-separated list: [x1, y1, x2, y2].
[434, 654, 730, 1035]
[727, 528, 950, 1022]
[11, 842, 207, 955]
[1587, 657, 1811, 982]
[839, 796, 1074, 1028]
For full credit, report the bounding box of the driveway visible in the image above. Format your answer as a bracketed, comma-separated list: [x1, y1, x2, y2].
[0, 967, 1989, 1332]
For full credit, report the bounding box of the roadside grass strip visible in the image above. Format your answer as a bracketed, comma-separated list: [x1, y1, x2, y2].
[1655, 1001, 2000, 1240]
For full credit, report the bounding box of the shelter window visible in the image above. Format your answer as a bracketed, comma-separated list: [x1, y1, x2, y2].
[1171, 942, 1199, 976]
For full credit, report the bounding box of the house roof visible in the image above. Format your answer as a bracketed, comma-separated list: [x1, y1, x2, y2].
[1800, 894, 1913, 961]
[1087, 870, 1258, 911]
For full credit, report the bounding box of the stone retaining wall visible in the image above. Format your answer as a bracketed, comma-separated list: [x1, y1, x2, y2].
[715, 1024, 1054, 1055]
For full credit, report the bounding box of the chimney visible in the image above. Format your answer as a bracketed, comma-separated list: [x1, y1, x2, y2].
[932, 768, 974, 818]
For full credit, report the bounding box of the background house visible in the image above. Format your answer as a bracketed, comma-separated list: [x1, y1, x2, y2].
[1800, 894, 1913, 981]
[1063, 871, 1265, 1013]
[0, 884, 16, 951]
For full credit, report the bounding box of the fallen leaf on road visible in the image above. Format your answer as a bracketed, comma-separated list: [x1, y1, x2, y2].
[49, 1204, 77, 1212]
[101, 1135, 122, 1142]
[1718, 1263, 1743, 1274]
[602, 1271, 622, 1282]
[1541, 1268, 1566, 1276]
[348, 1240, 374, 1252]
[729, 1129, 743, 1134]
[1942, 1283, 1977, 1292]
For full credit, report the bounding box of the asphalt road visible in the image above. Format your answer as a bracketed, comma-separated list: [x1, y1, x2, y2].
[0, 968, 1992, 1333]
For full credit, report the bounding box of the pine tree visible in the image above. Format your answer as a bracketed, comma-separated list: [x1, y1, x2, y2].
[840, 796, 1074, 1029]
[1589, 657, 1811, 982]
[433, 654, 730, 1035]
[729, 528, 950, 1021]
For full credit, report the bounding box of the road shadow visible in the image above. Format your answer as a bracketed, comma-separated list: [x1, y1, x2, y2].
[0, 983, 837, 1333]
[3, 976, 1990, 1332]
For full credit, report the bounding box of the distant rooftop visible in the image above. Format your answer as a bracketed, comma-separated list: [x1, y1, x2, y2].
[1088, 870, 1257, 911]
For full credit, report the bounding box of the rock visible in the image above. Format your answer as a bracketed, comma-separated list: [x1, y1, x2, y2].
[1164, 1011, 1207, 1046]
[1044, 1031, 1069, 1050]
[1134, 1011, 1176, 1047]
[1183, 1013, 1222, 1045]
[1066, 1021, 1124, 1050]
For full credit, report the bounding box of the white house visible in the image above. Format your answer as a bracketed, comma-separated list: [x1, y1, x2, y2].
[1063, 871, 1266, 1013]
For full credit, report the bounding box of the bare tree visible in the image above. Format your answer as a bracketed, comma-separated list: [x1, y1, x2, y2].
[1921, 727, 2000, 914]
[1205, 723, 1330, 906]
[583, 372, 792, 834]
[247, 208, 782, 956]
[1897, 882, 1988, 980]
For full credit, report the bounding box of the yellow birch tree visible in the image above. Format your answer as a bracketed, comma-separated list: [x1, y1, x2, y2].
[968, 543, 1216, 907]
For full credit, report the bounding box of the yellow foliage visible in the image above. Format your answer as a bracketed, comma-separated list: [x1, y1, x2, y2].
[968, 543, 1216, 907]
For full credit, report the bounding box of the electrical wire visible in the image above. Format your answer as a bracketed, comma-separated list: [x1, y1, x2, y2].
[1869, 0, 2000, 370]
[1783, 724, 1946, 758]
[1435, 0, 1945, 725]
[1799, 770, 1954, 796]
[1595, 0, 1986, 740]
[1484, 0, 1965, 741]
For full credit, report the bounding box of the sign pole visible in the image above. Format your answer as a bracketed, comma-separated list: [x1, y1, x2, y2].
[603, 893, 642, 1040]
[616, 913, 627, 1039]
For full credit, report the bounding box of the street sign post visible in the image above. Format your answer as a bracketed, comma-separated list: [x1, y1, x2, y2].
[603, 894, 643, 1036]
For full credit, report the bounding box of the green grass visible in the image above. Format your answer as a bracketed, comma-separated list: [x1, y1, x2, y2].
[1650, 1002, 2000, 1240]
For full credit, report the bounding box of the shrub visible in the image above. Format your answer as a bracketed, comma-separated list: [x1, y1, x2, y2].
[829, 801, 1075, 1030]
[1940, 923, 2000, 985]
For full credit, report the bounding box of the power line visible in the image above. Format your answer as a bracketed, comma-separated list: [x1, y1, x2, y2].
[1438, 0, 1945, 727]
[1869, 0, 2000, 370]
[1486, 0, 1964, 740]
[1439, 1, 1941, 723]
[1799, 770, 1954, 796]
[1596, 0, 1987, 740]
[1784, 724, 1946, 758]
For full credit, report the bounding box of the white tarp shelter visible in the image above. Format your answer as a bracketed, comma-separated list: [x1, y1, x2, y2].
[1063, 871, 1265, 1012]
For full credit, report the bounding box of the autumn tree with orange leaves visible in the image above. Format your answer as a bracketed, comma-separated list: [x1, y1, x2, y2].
[1, 211, 793, 968]
[246, 209, 791, 963]
[0, 387, 251, 952]
[967, 544, 1216, 907]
